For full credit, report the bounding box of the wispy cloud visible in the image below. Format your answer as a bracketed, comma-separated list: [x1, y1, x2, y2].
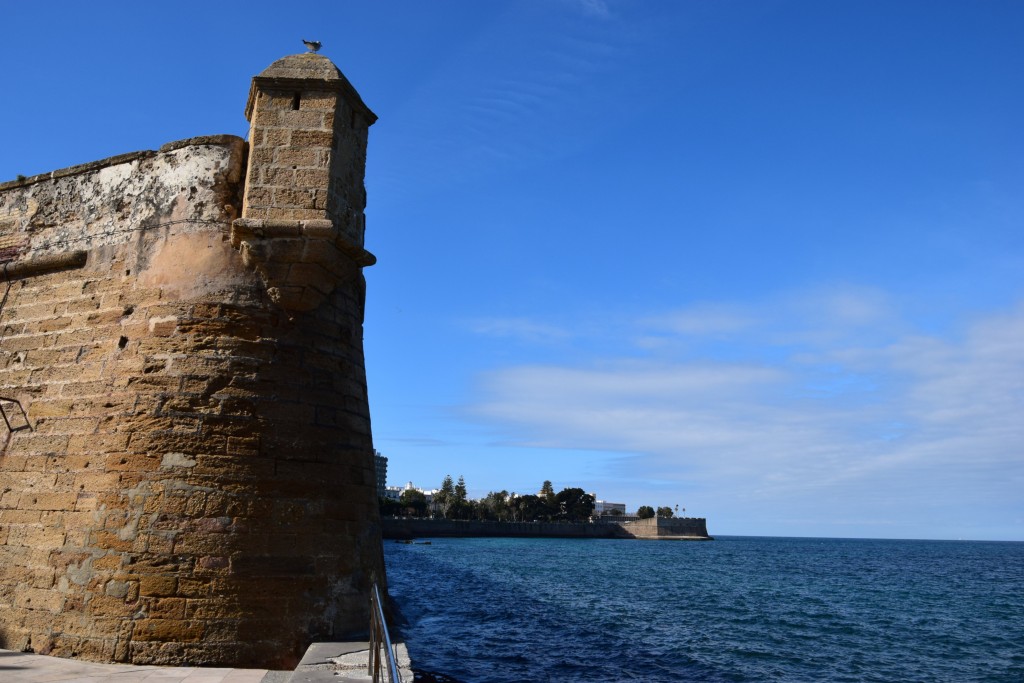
[463, 292, 1024, 535]
[467, 316, 572, 344]
[564, 0, 614, 20]
[645, 304, 756, 336]
[375, 1, 633, 200]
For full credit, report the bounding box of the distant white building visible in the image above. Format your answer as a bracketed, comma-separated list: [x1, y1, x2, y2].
[593, 499, 627, 517]
[384, 481, 440, 503]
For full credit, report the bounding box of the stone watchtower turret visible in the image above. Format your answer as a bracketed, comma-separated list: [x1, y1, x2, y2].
[234, 52, 378, 310]
[0, 53, 383, 669]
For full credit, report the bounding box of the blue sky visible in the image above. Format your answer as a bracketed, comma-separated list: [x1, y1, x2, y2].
[3, 1, 1022, 540]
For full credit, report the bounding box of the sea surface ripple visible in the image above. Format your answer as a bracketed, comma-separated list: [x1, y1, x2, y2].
[384, 535, 1024, 682]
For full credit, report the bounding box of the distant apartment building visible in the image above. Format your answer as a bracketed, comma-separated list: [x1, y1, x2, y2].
[373, 451, 388, 499]
[593, 500, 627, 516]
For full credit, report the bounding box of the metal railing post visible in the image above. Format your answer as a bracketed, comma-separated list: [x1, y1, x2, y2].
[368, 582, 402, 683]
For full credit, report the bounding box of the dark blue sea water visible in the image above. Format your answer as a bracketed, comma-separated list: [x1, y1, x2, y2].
[384, 536, 1024, 683]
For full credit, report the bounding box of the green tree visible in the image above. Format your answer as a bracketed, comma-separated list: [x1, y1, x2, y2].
[440, 475, 472, 519]
[480, 490, 511, 521]
[657, 506, 674, 519]
[399, 489, 427, 517]
[379, 497, 402, 517]
[513, 494, 548, 522]
[435, 475, 455, 518]
[554, 487, 595, 522]
[538, 481, 558, 519]
[637, 505, 655, 519]
[446, 499, 468, 520]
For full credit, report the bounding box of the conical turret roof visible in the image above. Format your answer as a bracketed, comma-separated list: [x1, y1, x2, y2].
[244, 52, 376, 124]
[256, 53, 345, 81]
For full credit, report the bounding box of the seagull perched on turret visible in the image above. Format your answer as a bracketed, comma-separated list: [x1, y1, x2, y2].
[303, 39, 322, 53]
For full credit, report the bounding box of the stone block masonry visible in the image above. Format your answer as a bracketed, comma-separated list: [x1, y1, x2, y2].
[0, 54, 384, 669]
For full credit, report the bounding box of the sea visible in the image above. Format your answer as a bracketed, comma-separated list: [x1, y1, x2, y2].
[384, 535, 1024, 683]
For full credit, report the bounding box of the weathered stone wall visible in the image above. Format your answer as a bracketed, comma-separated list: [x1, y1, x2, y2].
[0, 53, 384, 669]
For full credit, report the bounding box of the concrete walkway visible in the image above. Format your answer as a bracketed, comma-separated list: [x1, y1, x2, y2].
[0, 648, 274, 682]
[289, 642, 412, 682]
[0, 642, 410, 683]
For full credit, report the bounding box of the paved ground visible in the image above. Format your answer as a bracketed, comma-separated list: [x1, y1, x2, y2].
[0, 642, 408, 683]
[290, 642, 411, 682]
[0, 648, 273, 682]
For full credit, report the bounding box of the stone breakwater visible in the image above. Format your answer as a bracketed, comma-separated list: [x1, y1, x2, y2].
[382, 516, 712, 541]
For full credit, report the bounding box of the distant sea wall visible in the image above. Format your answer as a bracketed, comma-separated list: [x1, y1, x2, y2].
[617, 516, 712, 540]
[382, 517, 712, 541]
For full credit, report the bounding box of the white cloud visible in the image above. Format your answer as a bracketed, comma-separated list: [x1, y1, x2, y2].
[567, 0, 613, 20]
[467, 317, 571, 344]
[642, 285, 899, 349]
[645, 304, 755, 336]
[794, 285, 894, 327]
[463, 294, 1024, 536]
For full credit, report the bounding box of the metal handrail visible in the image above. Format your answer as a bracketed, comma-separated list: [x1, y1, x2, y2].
[368, 582, 402, 683]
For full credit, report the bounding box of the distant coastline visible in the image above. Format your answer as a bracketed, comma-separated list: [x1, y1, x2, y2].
[382, 516, 713, 541]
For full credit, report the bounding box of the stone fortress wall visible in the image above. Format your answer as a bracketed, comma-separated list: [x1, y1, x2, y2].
[382, 516, 712, 540]
[0, 53, 383, 669]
